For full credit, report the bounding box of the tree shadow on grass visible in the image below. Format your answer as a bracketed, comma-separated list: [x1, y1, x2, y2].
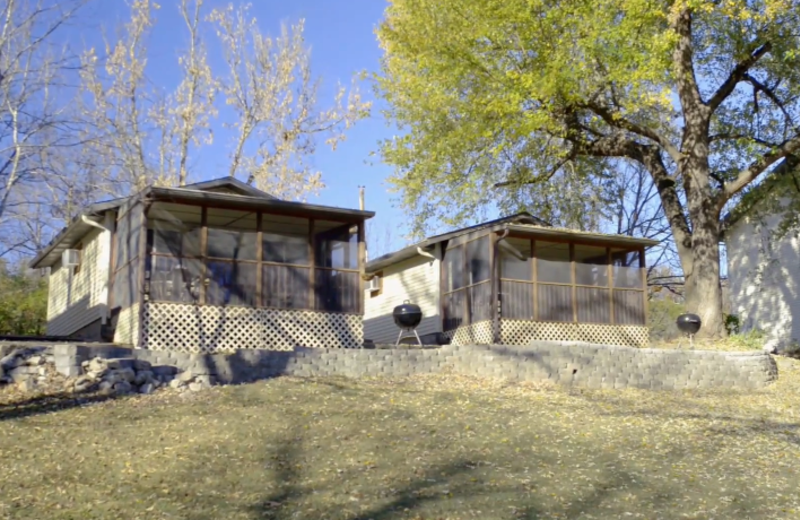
[0, 390, 121, 421]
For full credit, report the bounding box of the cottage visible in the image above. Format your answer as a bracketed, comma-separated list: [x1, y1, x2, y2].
[364, 213, 658, 347]
[724, 164, 800, 353]
[29, 177, 374, 352]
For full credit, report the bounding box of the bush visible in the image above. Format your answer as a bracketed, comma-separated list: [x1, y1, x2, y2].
[724, 314, 741, 335]
[0, 265, 48, 336]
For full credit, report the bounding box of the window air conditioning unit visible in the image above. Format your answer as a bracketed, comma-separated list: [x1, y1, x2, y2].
[62, 249, 81, 268]
[367, 275, 381, 293]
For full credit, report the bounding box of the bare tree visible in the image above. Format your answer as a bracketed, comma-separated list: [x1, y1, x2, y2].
[209, 3, 370, 200]
[79, 0, 157, 194]
[0, 0, 89, 257]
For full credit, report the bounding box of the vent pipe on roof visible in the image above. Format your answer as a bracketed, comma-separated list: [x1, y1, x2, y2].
[358, 185, 365, 211]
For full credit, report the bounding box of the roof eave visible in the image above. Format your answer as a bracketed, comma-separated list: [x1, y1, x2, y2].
[148, 187, 375, 220]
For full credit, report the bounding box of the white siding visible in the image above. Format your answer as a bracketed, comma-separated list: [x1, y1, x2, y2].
[726, 199, 800, 352]
[364, 254, 441, 344]
[46, 227, 112, 337]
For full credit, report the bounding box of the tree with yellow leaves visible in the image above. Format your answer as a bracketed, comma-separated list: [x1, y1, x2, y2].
[376, 0, 800, 338]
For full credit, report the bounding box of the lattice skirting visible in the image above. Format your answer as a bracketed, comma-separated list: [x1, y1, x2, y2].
[113, 303, 140, 347]
[500, 320, 649, 347]
[446, 320, 494, 346]
[141, 302, 363, 353]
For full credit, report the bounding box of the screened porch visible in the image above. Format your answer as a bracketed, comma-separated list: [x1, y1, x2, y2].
[440, 231, 650, 346]
[144, 202, 363, 314]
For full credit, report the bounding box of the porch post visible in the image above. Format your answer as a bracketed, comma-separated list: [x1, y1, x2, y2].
[640, 247, 648, 326]
[490, 231, 499, 344]
[570, 243, 577, 323]
[199, 207, 208, 305]
[607, 248, 614, 324]
[137, 201, 151, 349]
[358, 220, 366, 315]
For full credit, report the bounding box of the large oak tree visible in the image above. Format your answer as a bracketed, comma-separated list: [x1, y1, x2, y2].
[376, 0, 800, 338]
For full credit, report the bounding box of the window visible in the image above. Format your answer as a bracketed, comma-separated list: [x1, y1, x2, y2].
[611, 249, 642, 289]
[444, 246, 464, 292]
[206, 261, 257, 306]
[208, 228, 257, 260]
[536, 242, 571, 284]
[466, 236, 491, 285]
[500, 238, 532, 281]
[263, 232, 308, 265]
[146, 203, 203, 303]
[314, 222, 358, 269]
[574, 245, 608, 287]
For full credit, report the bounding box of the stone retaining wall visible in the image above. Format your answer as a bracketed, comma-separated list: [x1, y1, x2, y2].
[2, 340, 777, 391]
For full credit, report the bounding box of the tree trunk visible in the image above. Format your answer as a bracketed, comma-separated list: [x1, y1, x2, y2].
[681, 199, 727, 339]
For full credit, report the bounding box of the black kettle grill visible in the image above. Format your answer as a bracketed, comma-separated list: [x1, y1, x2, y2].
[393, 300, 423, 346]
[676, 313, 702, 346]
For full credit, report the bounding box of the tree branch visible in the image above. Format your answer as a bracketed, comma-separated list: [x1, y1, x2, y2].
[723, 136, 800, 201]
[707, 42, 772, 111]
[580, 101, 681, 163]
[742, 73, 800, 134]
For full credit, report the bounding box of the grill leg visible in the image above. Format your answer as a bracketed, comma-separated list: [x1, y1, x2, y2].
[413, 329, 422, 346]
[396, 328, 405, 346]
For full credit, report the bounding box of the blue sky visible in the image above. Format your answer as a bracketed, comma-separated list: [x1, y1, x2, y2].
[76, 0, 408, 254]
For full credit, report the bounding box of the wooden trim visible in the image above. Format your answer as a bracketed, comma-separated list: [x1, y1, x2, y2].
[490, 232, 499, 343]
[506, 231, 647, 251]
[607, 247, 615, 324]
[137, 202, 150, 347]
[144, 298, 361, 316]
[308, 219, 315, 311]
[570, 242, 577, 322]
[460, 243, 469, 325]
[640, 247, 648, 326]
[199, 207, 208, 304]
[150, 198, 363, 223]
[256, 212, 263, 308]
[358, 220, 366, 315]
[532, 239, 538, 321]
[439, 244, 446, 332]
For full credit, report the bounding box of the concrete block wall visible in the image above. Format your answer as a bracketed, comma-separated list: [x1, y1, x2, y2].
[23, 340, 778, 391]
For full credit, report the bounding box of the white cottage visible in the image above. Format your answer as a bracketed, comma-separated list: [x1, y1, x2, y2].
[364, 213, 658, 347]
[724, 166, 800, 353]
[30, 177, 373, 352]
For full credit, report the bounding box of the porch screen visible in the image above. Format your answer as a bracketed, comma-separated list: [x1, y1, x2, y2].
[442, 235, 491, 331]
[499, 239, 646, 325]
[146, 203, 203, 303]
[145, 204, 362, 314]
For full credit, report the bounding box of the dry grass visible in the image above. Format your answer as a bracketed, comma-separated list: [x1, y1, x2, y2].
[1, 357, 799, 520]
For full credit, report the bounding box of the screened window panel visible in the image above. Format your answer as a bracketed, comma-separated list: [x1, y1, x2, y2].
[613, 290, 646, 324]
[314, 269, 360, 313]
[263, 233, 309, 265]
[576, 287, 611, 323]
[466, 236, 491, 285]
[263, 264, 311, 309]
[149, 256, 203, 303]
[205, 261, 257, 306]
[442, 289, 466, 331]
[611, 249, 643, 289]
[152, 228, 202, 257]
[500, 242, 532, 281]
[575, 245, 608, 287]
[468, 281, 492, 322]
[207, 228, 258, 261]
[500, 281, 534, 320]
[444, 246, 465, 292]
[314, 222, 358, 270]
[537, 284, 573, 322]
[536, 242, 571, 284]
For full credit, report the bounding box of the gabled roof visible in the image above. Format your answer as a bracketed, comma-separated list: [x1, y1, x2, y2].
[30, 176, 373, 269]
[182, 176, 277, 199]
[366, 213, 548, 273]
[365, 212, 660, 274]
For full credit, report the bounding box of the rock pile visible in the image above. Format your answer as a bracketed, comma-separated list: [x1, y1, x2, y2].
[0, 347, 60, 392]
[0, 346, 215, 395]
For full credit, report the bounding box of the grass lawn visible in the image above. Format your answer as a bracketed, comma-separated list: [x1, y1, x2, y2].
[1, 357, 799, 520]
